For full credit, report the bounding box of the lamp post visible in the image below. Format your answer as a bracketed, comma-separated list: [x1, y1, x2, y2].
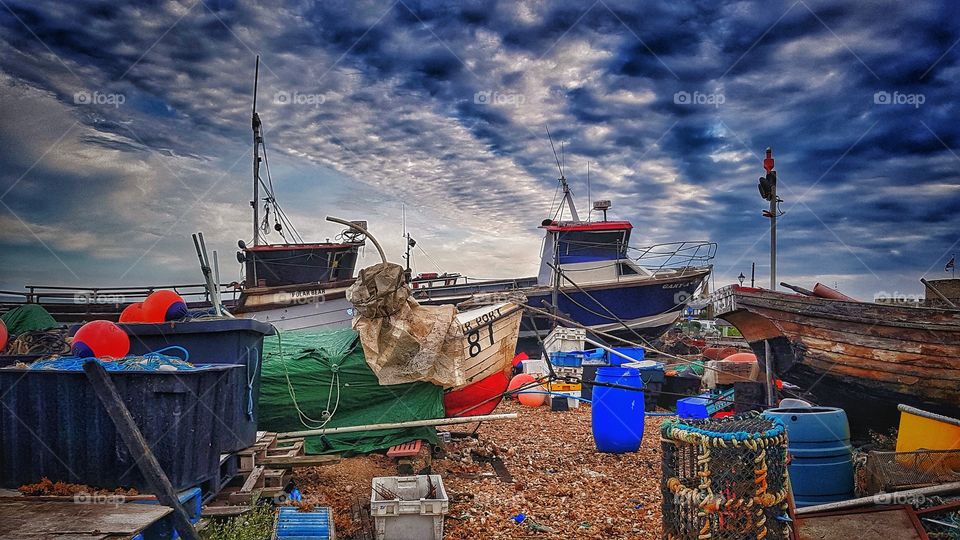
[738, 272, 746, 286]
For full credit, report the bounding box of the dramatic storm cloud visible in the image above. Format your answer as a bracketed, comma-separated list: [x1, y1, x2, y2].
[1, 0, 958, 301]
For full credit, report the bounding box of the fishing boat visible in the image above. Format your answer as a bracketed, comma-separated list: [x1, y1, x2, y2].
[713, 285, 960, 432]
[229, 58, 365, 332]
[410, 174, 714, 344]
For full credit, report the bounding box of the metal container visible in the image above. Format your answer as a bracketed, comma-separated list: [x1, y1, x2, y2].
[762, 406, 855, 507]
[0, 364, 239, 491]
[116, 319, 274, 452]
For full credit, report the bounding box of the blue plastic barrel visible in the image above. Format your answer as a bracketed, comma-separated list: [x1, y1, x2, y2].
[591, 367, 645, 453]
[762, 407, 855, 507]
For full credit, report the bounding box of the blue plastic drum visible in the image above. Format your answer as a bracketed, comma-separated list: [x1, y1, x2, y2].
[591, 367, 645, 453]
[762, 406, 855, 506]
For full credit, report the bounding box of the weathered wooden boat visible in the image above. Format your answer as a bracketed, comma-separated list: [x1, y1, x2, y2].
[714, 285, 960, 433]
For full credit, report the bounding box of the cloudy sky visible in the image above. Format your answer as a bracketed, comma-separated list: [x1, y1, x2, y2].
[1, 0, 958, 302]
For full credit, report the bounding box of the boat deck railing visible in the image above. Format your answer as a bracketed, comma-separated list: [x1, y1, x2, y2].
[632, 240, 717, 276]
[2, 283, 237, 304]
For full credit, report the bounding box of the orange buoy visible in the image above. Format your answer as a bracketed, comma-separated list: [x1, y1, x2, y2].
[517, 387, 546, 407]
[703, 347, 738, 361]
[71, 320, 130, 359]
[507, 373, 536, 400]
[119, 302, 144, 323]
[723, 352, 758, 363]
[142, 290, 188, 322]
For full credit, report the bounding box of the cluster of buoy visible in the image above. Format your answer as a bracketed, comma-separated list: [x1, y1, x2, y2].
[71, 290, 187, 359]
[119, 290, 188, 323]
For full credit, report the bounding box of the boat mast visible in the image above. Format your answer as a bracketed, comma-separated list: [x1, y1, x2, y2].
[252, 56, 262, 247]
[546, 128, 580, 222]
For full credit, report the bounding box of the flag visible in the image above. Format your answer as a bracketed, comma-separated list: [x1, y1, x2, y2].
[947, 256, 956, 272]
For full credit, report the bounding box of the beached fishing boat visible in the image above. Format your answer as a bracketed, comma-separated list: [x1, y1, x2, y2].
[230, 58, 365, 331]
[713, 285, 960, 432]
[411, 175, 714, 343]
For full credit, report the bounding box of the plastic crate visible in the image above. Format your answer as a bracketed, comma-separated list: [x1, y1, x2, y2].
[133, 487, 202, 539]
[548, 382, 582, 392]
[275, 506, 335, 539]
[543, 327, 585, 353]
[0, 364, 238, 491]
[608, 347, 645, 366]
[549, 349, 604, 367]
[371, 475, 448, 540]
[549, 390, 582, 409]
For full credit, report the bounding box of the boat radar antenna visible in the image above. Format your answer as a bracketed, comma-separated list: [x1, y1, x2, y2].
[546, 127, 580, 222]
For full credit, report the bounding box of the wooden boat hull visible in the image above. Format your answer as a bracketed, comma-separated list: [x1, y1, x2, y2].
[454, 303, 523, 388]
[714, 286, 960, 433]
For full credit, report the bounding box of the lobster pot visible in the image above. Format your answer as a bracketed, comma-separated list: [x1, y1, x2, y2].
[660, 413, 791, 540]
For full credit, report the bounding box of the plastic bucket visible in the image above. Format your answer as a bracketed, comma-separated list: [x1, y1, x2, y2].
[762, 407, 855, 507]
[591, 367, 645, 453]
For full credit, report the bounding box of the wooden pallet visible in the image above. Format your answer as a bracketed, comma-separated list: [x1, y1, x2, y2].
[204, 432, 340, 513]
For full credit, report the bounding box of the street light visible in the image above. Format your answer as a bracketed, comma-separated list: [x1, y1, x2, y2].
[738, 272, 746, 286]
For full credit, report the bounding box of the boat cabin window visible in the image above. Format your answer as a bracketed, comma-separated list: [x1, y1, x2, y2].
[618, 263, 639, 276]
[557, 230, 628, 263]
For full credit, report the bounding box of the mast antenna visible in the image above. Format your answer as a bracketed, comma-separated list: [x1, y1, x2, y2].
[251, 55, 262, 248]
[545, 127, 579, 222]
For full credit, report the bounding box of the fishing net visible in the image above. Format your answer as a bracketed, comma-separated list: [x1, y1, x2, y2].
[347, 262, 465, 387]
[27, 351, 195, 371]
[661, 412, 791, 540]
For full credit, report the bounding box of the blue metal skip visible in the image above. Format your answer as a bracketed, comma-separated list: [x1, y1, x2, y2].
[275, 506, 335, 540]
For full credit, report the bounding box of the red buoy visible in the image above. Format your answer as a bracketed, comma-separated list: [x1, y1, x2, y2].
[72, 320, 130, 359]
[119, 302, 144, 323]
[142, 290, 188, 322]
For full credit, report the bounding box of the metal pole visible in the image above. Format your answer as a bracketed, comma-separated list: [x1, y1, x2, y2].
[751, 261, 755, 287]
[770, 183, 776, 291]
[252, 56, 261, 247]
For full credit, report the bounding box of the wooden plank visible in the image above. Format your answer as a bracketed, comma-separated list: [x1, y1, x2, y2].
[0, 501, 171, 537]
[240, 466, 265, 494]
[82, 361, 200, 540]
[202, 505, 252, 517]
[258, 454, 341, 468]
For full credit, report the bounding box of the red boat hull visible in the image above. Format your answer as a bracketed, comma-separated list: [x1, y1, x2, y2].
[443, 371, 510, 417]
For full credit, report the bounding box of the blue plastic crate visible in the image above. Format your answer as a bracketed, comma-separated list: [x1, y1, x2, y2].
[133, 487, 202, 540]
[549, 349, 604, 367]
[608, 347, 645, 366]
[276, 506, 335, 539]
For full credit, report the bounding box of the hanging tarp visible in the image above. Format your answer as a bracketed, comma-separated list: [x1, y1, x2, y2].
[346, 263, 465, 387]
[259, 328, 444, 455]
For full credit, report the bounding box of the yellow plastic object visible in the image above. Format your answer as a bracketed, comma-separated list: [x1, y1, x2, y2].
[896, 405, 960, 470]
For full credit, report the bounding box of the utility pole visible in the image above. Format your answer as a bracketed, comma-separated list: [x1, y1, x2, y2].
[751, 262, 756, 288]
[757, 147, 782, 407]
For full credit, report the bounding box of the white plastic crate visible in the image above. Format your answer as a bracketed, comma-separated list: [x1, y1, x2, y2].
[370, 475, 448, 540]
[543, 327, 586, 353]
[521, 358, 550, 376]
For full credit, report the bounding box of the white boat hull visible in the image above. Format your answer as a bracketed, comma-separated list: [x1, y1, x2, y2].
[236, 296, 355, 332]
[455, 302, 523, 388]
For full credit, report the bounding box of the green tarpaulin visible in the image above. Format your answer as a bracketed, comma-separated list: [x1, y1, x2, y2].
[1, 304, 59, 334]
[259, 328, 444, 455]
